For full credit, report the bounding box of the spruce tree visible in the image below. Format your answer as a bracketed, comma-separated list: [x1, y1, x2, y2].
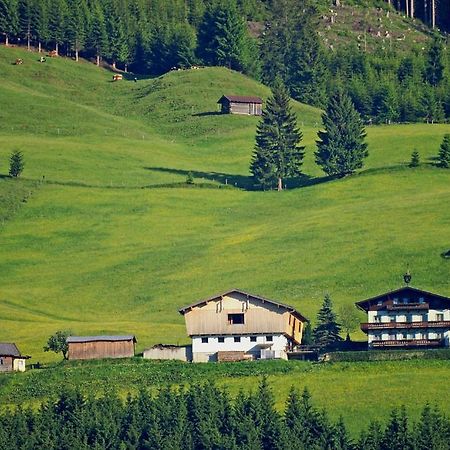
[315, 89, 368, 177]
[0, 0, 19, 46]
[48, 0, 68, 55]
[67, 0, 87, 62]
[250, 80, 305, 191]
[425, 35, 445, 87]
[437, 134, 450, 168]
[409, 150, 420, 168]
[9, 149, 24, 177]
[312, 294, 342, 349]
[88, 1, 108, 67]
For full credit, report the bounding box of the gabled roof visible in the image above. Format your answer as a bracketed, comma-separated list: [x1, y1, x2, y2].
[67, 335, 137, 343]
[218, 95, 263, 104]
[355, 286, 450, 311]
[0, 343, 21, 357]
[179, 288, 308, 322]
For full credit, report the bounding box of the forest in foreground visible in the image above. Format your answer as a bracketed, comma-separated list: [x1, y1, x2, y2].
[1, 379, 449, 449]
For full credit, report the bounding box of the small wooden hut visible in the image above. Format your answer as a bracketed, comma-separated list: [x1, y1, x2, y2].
[0, 343, 30, 372]
[217, 95, 263, 115]
[67, 335, 136, 360]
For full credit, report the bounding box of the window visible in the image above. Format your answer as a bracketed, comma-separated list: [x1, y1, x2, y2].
[377, 300, 383, 306]
[393, 298, 398, 304]
[218, 337, 225, 343]
[266, 336, 273, 342]
[250, 336, 257, 342]
[436, 313, 444, 322]
[228, 313, 245, 325]
[403, 298, 408, 304]
[201, 337, 208, 344]
[419, 297, 425, 304]
[390, 316, 396, 323]
[0, 358, 3, 365]
[234, 336, 241, 343]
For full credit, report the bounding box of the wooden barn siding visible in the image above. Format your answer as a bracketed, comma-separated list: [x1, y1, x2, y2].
[68, 340, 135, 360]
[0, 356, 13, 372]
[184, 292, 304, 342]
[229, 102, 261, 115]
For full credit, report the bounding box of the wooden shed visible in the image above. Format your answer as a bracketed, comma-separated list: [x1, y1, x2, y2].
[67, 335, 136, 360]
[217, 95, 263, 115]
[0, 343, 30, 372]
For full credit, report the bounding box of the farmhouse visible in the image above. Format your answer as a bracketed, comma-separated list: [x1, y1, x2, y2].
[0, 343, 30, 372]
[179, 289, 308, 362]
[67, 335, 136, 360]
[356, 286, 450, 349]
[217, 95, 263, 115]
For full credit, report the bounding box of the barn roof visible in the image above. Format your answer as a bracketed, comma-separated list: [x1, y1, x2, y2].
[218, 95, 263, 104]
[179, 288, 308, 322]
[67, 335, 137, 343]
[0, 343, 25, 357]
[355, 286, 450, 311]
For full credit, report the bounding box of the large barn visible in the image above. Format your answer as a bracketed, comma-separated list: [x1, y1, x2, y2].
[179, 289, 308, 362]
[67, 335, 136, 360]
[217, 95, 263, 115]
[0, 343, 30, 372]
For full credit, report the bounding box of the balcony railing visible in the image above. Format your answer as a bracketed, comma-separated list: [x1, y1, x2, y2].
[371, 339, 443, 348]
[361, 321, 450, 332]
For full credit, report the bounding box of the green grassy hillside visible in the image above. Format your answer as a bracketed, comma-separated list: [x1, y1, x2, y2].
[0, 45, 449, 424]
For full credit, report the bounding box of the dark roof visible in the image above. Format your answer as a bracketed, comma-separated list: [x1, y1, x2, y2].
[179, 288, 308, 322]
[218, 95, 262, 104]
[0, 343, 21, 357]
[355, 286, 450, 311]
[67, 335, 136, 343]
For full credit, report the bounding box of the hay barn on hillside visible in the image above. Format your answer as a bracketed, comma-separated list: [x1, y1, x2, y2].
[67, 335, 136, 360]
[217, 95, 263, 115]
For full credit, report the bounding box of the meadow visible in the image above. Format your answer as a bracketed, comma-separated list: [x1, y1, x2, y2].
[0, 46, 449, 424]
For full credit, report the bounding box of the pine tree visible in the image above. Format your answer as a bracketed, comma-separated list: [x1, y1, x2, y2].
[315, 89, 368, 177]
[409, 150, 420, 167]
[0, 0, 19, 46]
[287, 6, 327, 108]
[67, 0, 87, 61]
[88, 1, 108, 66]
[301, 321, 313, 345]
[250, 80, 305, 191]
[381, 407, 412, 450]
[48, 0, 68, 55]
[18, 0, 32, 50]
[107, 6, 129, 70]
[421, 86, 445, 124]
[9, 149, 24, 177]
[437, 134, 450, 168]
[31, 0, 49, 53]
[425, 35, 445, 87]
[312, 294, 342, 349]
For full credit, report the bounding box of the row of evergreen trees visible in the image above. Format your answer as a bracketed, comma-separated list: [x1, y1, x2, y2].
[0, 381, 448, 449]
[0, 0, 449, 122]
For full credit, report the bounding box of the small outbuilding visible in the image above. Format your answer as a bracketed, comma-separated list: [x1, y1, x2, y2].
[67, 335, 136, 360]
[0, 343, 30, 372]
[217, 95, 263, 115]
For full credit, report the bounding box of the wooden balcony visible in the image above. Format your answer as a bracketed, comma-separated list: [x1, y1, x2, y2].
[361, 321, 450, 332]
[371, 339, 443, 348]
[386, 303, 429, 311]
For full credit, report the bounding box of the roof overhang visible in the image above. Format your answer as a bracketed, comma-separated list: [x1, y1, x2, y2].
[355, 286, 450, 312]
[179, 288, 308, 322]
[67, 335, 137, 344]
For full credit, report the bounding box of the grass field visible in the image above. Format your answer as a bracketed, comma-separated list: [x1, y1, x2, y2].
[0, 45, 449, 423]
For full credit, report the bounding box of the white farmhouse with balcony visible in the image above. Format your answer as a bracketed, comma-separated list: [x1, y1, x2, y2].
[179, 289, 308, 362]
[356, 286, 450, 349]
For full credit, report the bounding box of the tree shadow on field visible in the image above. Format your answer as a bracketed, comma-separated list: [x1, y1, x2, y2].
[145, 166, 332, 191]
[191, 111, 223, 117]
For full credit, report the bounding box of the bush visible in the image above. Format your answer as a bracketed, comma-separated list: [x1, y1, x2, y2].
[326, 348, 450, 362]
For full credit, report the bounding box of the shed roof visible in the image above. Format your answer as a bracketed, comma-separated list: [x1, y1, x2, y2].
[355, 286, 450, 311]
[67, 335, 137, 343]
[179, 288, 308, 322]
[218, 95, 262, 104]
[0, 343, 22, 357]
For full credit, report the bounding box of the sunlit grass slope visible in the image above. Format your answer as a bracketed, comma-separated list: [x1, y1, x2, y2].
[0, 45, 449, 369]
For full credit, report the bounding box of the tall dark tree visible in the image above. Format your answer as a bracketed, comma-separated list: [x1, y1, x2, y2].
[250, 80, 305, 191]
[67, 0, 87, 61]
[88, 1, 108, 67]
[48, 0, 68, 55]
[437, 134, 450, 168]
[312, 294, 342, 349]
[424, 35, 445, 87]
[31, 0, 48, 53]
[316, 89, 368, 177]
[0, 0, 19, 46]
[18, 0, 32, 50]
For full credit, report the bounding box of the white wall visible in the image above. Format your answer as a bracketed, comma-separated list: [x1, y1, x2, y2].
[191, 334, 289, 362]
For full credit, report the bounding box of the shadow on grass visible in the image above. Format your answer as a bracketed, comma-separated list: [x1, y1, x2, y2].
[191, 111, 223, 117]
[145, 166, 332, 191]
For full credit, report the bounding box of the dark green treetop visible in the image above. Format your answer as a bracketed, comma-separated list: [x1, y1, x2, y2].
[312, 294, 342, 349]
[315, 89, 368, 177]
[250, 79, 305, 191]
[438, 134, 450, 168]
